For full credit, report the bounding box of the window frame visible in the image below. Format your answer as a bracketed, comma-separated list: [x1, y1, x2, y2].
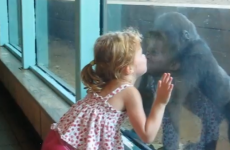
[28, 0, 77, 104]
[0, 0, 9, 47]
[74, 0, 100, 100]
[20, 0, 36, 69]
[1, 0, 22, 59]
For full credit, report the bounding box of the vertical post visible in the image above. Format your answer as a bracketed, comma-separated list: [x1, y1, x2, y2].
[107, 4, 122, 32]
[75, 0, 100, 100]
[8, 0, 20, 47]
[21, 0, 36, 68]
[101, 0, 107, 34]
[35, 0, 49, 67]
[0, 0, 9, 46]
[17, 0, 22, 48]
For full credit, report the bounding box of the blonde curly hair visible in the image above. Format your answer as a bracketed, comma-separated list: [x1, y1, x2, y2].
[81, 27, 142, 93]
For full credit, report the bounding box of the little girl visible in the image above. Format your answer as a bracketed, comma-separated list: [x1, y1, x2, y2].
[41, 28, 174, 150]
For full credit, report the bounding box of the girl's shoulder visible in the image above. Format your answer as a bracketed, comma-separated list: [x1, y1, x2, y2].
[108, 84, 134, 96]
[121, 85, 140, 96]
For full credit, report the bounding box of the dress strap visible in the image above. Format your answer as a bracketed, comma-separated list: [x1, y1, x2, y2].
[106, 84, 133, 99]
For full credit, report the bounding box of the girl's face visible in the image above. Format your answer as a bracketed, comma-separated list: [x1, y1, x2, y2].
[133, 43, 147, 77]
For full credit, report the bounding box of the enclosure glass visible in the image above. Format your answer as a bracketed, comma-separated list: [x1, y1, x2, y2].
[105, 0, 230, 149]
[8, 0, 22, 50]
[35, 0, 76, 90]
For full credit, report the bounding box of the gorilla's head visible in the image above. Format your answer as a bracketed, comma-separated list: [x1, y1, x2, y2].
[145, 12, 200, 76]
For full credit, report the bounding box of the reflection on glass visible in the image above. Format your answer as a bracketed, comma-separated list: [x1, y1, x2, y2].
[106, 1, 230, 149]
[8, 0, 22, 49]
[36, 0, 76, 90]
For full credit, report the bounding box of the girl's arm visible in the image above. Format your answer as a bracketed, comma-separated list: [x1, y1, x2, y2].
[124, 73, 173, 143]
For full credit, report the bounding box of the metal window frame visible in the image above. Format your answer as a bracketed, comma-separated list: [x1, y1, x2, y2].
[0, 0, 9, 46]
[21, 0, 36, 69]
[75, 0, 100, 100]
[1, 0, 22, 59]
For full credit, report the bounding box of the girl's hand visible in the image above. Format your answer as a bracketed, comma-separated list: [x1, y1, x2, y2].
[155, 73, 174, 105]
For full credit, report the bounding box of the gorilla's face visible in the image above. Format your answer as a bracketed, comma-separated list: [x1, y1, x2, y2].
[145, 38, 172, 76]
[145, 12, 200, 77]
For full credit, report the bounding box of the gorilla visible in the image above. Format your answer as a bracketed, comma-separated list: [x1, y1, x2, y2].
[143, 12, 230, 150]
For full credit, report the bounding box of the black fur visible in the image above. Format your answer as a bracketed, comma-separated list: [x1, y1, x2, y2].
[144, 12, 230, 150]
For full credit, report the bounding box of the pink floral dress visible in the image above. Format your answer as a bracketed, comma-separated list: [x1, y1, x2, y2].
[51, 84, 132, 150]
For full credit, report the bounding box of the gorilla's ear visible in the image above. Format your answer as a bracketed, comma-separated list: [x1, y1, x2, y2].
[169, 62, 180, 71]
[183, 30, 190, 40]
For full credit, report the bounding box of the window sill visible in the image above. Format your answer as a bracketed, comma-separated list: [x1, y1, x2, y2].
[0, 46, 70, 137]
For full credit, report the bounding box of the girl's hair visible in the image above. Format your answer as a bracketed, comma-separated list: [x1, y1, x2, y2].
[81, 27, 142, 93]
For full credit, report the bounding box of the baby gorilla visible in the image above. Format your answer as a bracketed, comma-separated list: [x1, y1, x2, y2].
[145, 12, 230, 150]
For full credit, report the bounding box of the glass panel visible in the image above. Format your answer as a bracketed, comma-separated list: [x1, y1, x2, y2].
[35, 0, 76, 90]
[105, 1, 230, 149]
[8, 0, 22, 49]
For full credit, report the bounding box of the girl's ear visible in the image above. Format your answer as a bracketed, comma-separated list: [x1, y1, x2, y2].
[123, 65, 134, 75]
